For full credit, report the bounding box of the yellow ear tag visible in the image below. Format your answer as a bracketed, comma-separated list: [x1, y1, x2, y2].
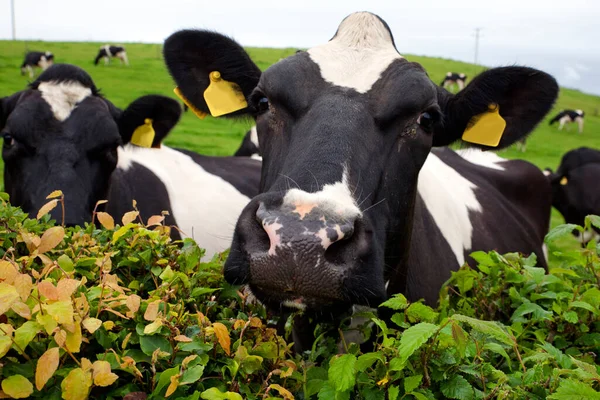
[173, 87, 209, 120]
[560, 176, 568, 185]
[462, 104, 507, 147]
[131, 118, 155, 148]
[203, 71, 248, 117]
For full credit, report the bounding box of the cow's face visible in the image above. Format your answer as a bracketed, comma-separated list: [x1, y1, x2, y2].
[164, 12, 558, 312]
[0, 64, 181, 225]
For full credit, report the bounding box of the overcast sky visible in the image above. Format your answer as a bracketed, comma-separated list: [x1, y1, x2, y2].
[2, 0, 599, 95]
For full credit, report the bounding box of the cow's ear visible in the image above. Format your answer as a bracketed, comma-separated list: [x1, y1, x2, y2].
[118, 95, 181, 147]
[0, 92, 23, 131]
[433, 66, 558, 149]
[163, 30, 261, 118]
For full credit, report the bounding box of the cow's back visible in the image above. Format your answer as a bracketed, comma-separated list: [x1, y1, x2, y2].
[395, 147, 551, 304]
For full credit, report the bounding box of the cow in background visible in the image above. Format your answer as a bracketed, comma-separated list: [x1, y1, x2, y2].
[545, 147, 600, 243]
[549, 109, 585, 133]
[20, 51, 54, 78]
[440, 72, 467, 91]
[234, 126, 261, 159]
[94, 45, 129, 66]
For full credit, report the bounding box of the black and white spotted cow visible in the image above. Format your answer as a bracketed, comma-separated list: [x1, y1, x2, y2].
[0, 64, 261, 257]
[234, 126, 261, 159]
[20, 51, 54, 78]
[163, 12, 558, 349]
[549, 109, 585, 133]
[545, 147, 600, 242]
[440, 72, 467, 91]
[94, 45, 129, 66]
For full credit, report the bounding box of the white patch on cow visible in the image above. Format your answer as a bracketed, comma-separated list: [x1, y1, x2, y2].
[282, 300, 307, 310]
[307, 12, 402, 94]
[542, 169, 552, 177]
[455, 148, 506, 171]
[417, 152, 482, 266]
[542, 243, 549, 264]
[459, 73, 466, 78]
[283, 168, 361, 220]
[263, 220, 284, 256]
[45, 51, 52, 57]
[250, 154, 263, 161]
[446, 72, 452, 77]
[249, 126, 259, 147]
[116, 144, 251, 257]
[558, 115, 571, 130]
[575, 116, 584, 133]
[116, 51, 129, 66]
[575, 109, 583, 115]
[102, 44, 112, 57]
[38, 81, 92, 121]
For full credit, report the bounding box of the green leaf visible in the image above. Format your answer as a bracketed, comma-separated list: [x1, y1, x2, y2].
[563, 311, 579, 324]
[181, 365, 205, 385]
[318, 381, 349, 400]
[379, 293, 408, 310]
[570, 300, 599, 315]
[511, 302, 553, 322]
[452, 314, 513, 346]
[545, 224, 582, 243]
[13, 321, 42, 354]
[451, 321, 467, 358]
[139, 335, 171, 356]
[587, 215, 600, 230]
[191, 287, 220, 297]
[57, 254, 74, 272]
[404, 374, 423, 393]
[440, 375, 474, 400]
[483, 343, 511, 366]
[153, 367, 179, 396]
[328, 353, 357, 392]
[201, 387, 244, 400]
[388, 385, 399, 400]
[355, 352, 384, 372]
[405, 303, 439, 323]
[582, 287, 600, 308]
[547, 378, 600, 399]
[391, 322, 438, 372]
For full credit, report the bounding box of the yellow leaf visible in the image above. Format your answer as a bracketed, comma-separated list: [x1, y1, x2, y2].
[182, 355, 197, 368]
[147, 215, 165, 226]
[0, 336, 12, 359]
[144, 300, 160, 321]
[174, 335, 193, 343]
[281, 367, 294, 378]
[92, 360, 110, 375]
[65, 321, 82, 353]
[95, 199, 108, 207]
[56, 279, 80, 301]
[249, 317, 263, 328]
[21, 231, 41, 253]
[82, 318, 102, 334]
[35, 347, 60, 390]
[38, 281, 59, 300]
[37, 314, 58, 335]
[0, 261, 18, 285]
[54, 330, 67, 347]
[166, 374, 180, 397]
[36, 199, 59, 219]
[81, 358, 93, 372]
[0, 283, 19, 316]
[61, 368, 92, 400]
[1, 375, 33, 399]
[10, 300, 31, 319]
[38, 226, 65, 253]
[94, 372, 119, 387]
[103, 321, 115, 331]
[122, 211, 139, 225]
[144, 319, 163, 335]
[126, 294, 141, 313]
[13, 274, 33, 302]
[45, 300, 74, 325]
[269, 384, 295, 400]
[122, 332, 132, 350]
[46, 190, 63, 199]
[96, 212, 115, 230]
[212, 322, 231, 356]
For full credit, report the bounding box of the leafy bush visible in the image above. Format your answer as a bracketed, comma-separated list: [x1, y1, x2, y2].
[0, 192, 599, 399]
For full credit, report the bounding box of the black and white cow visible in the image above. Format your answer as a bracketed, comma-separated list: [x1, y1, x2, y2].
[549, 109, 585, 133]
[94, 45, 129, 66]
[545, 147, 600, 242]
[440, 72, 467, 91]
[20, 51, 54, 78]
[1, 64, 261, 256]
[234, 126, 261, 159]
[163, 12, 557, 348]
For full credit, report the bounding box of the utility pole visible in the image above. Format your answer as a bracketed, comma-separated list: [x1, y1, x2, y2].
[473, 27, 482, 66]
[10, 0, 16, 40]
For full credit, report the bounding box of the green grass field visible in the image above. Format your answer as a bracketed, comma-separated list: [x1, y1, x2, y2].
[1, 39, 600, 257]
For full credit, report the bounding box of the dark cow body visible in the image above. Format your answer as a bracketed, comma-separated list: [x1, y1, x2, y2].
[163, 12, 558, 350]
[440, 72, 467, 91]
[94, 45, 129, 66]
[549, 109, 585, 133]
[1, 64, 261, 256]
[20, 51, 54, 78]
[546, 147, 600, 241]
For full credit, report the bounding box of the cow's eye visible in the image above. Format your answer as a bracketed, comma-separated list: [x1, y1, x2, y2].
[417, 112, 435, 132]
[2, 134, 15, 148]
[257, 97, 270, 114]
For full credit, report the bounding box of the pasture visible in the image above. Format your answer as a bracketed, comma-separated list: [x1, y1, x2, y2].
[1, 39, 599, 258]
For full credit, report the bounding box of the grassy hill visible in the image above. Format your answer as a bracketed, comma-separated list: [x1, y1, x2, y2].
[1, 39, 600, 253]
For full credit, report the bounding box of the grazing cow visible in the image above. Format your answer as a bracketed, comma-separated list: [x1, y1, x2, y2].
[440, 72, 467, 91]
[549, 109, 585, 133]
[0, 64, 261, 257]
[20, 51, 54, 78]
[163, 11, 557, 350]
[545, 147, 600, 242]
[234, 126, 261, 159]
[94, 45, 129, 66]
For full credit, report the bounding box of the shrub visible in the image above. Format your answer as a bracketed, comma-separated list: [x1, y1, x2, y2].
[0, 192, 598, 399]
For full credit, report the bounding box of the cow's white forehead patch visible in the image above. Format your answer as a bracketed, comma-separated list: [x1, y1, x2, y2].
[307, 12, 403, 94]
[38, 81, 92, 121]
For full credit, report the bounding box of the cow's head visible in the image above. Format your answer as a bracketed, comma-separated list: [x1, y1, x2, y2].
[164, 12, 558, 312]
[0, 64, 181, 225]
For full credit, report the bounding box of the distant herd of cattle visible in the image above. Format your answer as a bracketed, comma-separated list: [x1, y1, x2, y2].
[4, 11, 597, 350]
